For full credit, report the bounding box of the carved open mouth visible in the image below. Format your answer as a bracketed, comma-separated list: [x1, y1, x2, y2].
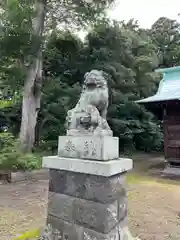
[86, 82, 97, 90]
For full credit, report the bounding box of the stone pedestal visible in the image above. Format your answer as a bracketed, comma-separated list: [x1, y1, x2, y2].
[162, 164, 180, 178]
[42, 137, 134, 240]
[58, 136, 119, 161]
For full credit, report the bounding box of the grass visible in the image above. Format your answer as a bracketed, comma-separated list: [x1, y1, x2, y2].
[14, 229, 40, 240]
[127, 172, 180, 186]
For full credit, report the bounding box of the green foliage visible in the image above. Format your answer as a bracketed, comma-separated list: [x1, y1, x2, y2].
[108, 101, 163, 152]
[37, 23, 163, 152]
[0, 0, 34, 90]
[0, 93, 21, 135]
[82, 21, 163, 151]
[0, 0, 115, 90]
[0, 99, 13, 109]
[151, 17, 180, 68]
[0, 132, 42, 170]
[3, 8, 178, 154]
[0, 0, 116, 152]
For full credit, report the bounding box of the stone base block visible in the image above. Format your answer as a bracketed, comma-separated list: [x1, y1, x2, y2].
[48, 192, 127, 234]
[46, 215, 134, 240]
[162, 166, 180, 178]
[43, 168, 133, 239]
[43, 156, 133, 177]
[42, 142, 134, 240]
[48, 169, 127, 203]
[58, 136, 119, 161]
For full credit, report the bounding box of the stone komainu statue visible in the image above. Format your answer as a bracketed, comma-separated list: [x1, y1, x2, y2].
[66, 69, 113, 136]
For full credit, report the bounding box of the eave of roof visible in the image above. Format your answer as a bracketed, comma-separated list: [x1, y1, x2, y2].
[136, 66, 180, 104]
[136, 95, 180, 103]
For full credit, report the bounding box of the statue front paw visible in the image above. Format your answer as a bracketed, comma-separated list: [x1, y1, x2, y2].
[80, 114, 91, 123]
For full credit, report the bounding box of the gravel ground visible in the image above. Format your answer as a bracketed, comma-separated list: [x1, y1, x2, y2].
[0, 180, 48, 240]
[128, 180, 180, 240]
[0, 168, 180, 240]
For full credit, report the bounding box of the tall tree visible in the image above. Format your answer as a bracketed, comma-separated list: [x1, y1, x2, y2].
[151, 17, 180, 68]
[0, 0, 115, 152]
[122, 20, 159, 98]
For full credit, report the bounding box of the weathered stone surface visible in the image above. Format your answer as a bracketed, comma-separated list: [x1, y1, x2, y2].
[118, 196, 128, 221]
[73, 198, 118, 233]
[47, 192, 124, 233]
[117, 217, 135, 240]
[118, 226, 134, 240]
[65, 69, 113, 137]
[49, 169, 127, 203]
[47, 215, 83, 240]
[49, 170, 67, 193]
[83, 227, 119, 240]
[43, 156, 132, 177]
[84, 174, 127, 204]
[43, 68, 134, 239]
[48, 192, 73, 222]
[58, 136, 119, 161]
[119, 219, 134, 240]
[83, 220, 132, 240]
[162, 166, 180, 177]
[46, 216, 134, 240]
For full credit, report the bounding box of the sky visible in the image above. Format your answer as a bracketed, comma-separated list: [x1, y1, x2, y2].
[109, 0, 180, 28]
[79, 0, 180, 39]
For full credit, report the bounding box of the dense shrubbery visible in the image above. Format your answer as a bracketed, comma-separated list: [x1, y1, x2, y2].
[35, 23, 164, 153]
[0, 22, 165, 154]
[0, 133, 42, 170]
[2, 15, 179, 157]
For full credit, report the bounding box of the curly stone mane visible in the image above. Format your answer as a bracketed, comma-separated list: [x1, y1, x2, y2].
[76, 70, 109, 119]
[66, 69, 112, 136]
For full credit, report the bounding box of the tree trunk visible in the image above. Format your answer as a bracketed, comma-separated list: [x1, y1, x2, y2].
[20, 0, 46, 152]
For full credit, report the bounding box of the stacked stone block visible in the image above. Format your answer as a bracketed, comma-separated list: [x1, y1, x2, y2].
[43, 137, 133, 240]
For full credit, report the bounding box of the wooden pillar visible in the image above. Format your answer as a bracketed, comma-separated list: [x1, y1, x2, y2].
[163, 101, 180, 167]
[163, 107, 168, 161]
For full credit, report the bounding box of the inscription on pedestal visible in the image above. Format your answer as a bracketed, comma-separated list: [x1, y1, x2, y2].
[58, 136, 119, 161]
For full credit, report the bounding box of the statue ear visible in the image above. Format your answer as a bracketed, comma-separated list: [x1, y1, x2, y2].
[84, 72, 89, 79]
[102, 71, 109, 80]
